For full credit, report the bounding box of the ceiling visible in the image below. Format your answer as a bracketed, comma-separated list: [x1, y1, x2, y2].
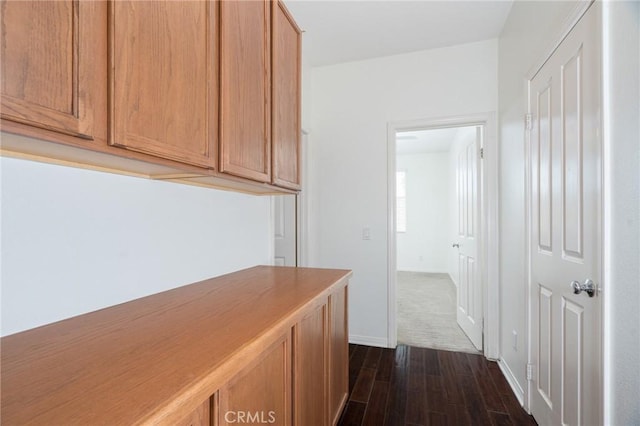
[285, 0, 513, 67]
[396, 126, 475, 154]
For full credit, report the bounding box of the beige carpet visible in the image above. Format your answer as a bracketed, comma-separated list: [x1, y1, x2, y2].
[397, 271, 480, 354]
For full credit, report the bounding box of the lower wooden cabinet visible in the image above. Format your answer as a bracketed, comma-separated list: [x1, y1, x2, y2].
[293, 301, 328, 425]
[1, 267, 350, 426]
[217, 333, 291, 426]
[328, 285, 349, 425]
[217, 285, 348, 426]
[176, 399, 210, 426]
[292, 284, 349, 426]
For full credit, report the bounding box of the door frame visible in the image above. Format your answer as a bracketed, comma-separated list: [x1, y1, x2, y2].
[523, 0, 602, 419]
[386, 112, 499, 359]
[297, 129, 310, 266]
[271, 129, 309, 267]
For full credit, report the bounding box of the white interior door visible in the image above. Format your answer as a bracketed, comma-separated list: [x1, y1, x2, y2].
[455, 126, 483, 351]
[529, 4, 602, 425]
[273, 194, 297, 266]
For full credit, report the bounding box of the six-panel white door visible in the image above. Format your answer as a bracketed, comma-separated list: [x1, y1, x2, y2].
[273, 194, 297, 266]
[456, 126, 483, 351]
[528, 4, 602, 425]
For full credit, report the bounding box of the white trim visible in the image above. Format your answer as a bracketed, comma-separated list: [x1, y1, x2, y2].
[297, 129, 310, 266]
[601, 4, 612, 424]
[524, 78, 533, 412]
[387, 123, 398, 349]
[527, 0, 594, 80]
[498, 358, 526, 407]
[349, 334, 389, 348]
[269, 197, 276, 266]
[386, 113, 500, 360]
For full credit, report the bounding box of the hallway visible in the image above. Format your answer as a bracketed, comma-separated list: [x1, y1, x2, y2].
[338, 344, 536, 426]
[397, 272, 478, 354]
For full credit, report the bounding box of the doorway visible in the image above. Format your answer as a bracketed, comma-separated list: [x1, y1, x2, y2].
[395, 126, 481, 353]
[273, 130, 309, 267]
[387, 114, 499, 359]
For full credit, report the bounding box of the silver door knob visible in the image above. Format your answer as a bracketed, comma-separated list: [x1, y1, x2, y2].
[571, 279, 595, 297]
[452, 243, 460, 248]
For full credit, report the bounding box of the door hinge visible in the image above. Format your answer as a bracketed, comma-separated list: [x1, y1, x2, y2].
[480, 148, 484, 159]
[525, 113, 533, 130]
[526, 364, 534, 381]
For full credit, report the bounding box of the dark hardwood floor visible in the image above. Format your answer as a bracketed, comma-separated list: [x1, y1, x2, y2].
[338, 344, 537, 426]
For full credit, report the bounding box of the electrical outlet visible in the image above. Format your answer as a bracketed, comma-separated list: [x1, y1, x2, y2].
[512, 330, 518, 351]
[362, 227, 371, 240]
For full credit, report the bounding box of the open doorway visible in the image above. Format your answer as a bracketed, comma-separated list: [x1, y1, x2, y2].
[395, 126, 481, 353]
[273, 130, 309, 267]
[388, 113, 499, 358]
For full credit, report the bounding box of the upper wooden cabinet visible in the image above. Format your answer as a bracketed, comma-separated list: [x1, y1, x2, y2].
[219, 0, 272, 183]
[109, 1, 218, 168]
[1, 0, 106, 142]
[272, 1, 302, 190]
[1, 0, 302, 194]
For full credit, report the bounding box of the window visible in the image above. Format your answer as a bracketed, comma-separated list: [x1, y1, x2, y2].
[396, 171, 406, 233]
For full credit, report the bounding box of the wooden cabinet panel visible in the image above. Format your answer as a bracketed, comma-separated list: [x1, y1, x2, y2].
[220, 0, 271, 182]
[293, 302, 328, 425]
[272, 1, 301, 190]
[328, 285, 349, 425]
[1, 0, 106, 140]
[218, 333, 290, 426]
[110, 1, 217, 168]
[176, 398, 210, 426]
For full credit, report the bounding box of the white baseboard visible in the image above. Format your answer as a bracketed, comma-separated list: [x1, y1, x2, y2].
[396, 268, 449, 274]
[349, 334, 389, 348]
[497, 358, 525, 406]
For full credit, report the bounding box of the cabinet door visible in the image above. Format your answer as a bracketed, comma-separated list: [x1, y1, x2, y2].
[110, 1, 217, 168]
[272, 1, 301, 190]
[1, 0, 106, 140]
[220, 0, 271, 182]
[218, 333, 290, 426]
[175, 398, 210, 426]
[293, 302, 327, 425]
[328, 286, 348, 425]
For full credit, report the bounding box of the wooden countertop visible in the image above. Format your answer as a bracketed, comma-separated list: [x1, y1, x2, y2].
[1, 266, 352, 425]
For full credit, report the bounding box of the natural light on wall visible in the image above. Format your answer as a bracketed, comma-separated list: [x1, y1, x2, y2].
[396, 170, 407, 232]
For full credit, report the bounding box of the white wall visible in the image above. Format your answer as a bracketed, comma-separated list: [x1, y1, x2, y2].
[497, 0, 579, 395]
[0, 141, 272, 336]
[396, 152, 449, 273]
[309, 40, 497, 345]
[602, 2, 640, 424]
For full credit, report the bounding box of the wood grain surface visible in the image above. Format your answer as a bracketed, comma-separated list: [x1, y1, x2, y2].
[219, 0, 272, 182]
[271, 0, 302, 190]
[1, 266, 351, 426]
[1, 0, 106, 140]
[329, 286, 349, 425]
[109, 0, 217, 167]
[293, 302, 328, 425]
